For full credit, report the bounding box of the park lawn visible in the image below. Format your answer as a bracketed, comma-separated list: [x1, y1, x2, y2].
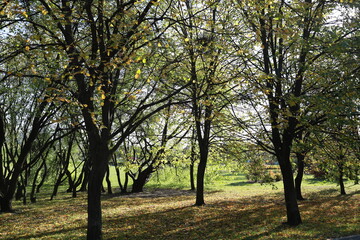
[0, 174, 359, 240]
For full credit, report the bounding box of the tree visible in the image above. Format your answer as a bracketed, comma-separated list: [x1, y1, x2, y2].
[124, 104, 189, 193]
[232, 0, 359, 225]
[0, 1, 192, 238]
[0, 91, 60, 211]
[172, 0, 237, 206]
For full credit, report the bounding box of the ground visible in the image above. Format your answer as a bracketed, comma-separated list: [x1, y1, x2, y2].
[0, 173, 359, 239]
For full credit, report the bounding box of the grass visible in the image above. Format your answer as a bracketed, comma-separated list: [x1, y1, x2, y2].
[0, 172, 359, 240]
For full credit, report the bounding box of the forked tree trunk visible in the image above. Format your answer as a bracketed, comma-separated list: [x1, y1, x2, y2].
[131, 166, 153, 193]
[51, 171, 65, 200]
[65, 169, 77, 198]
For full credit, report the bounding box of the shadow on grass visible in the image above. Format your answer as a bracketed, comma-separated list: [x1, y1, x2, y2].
[243, 224, 292, 240]
[103, 189, 224, 201]
[104, 197, 286, 240]
[305, 177, 330, 184]
[306, 187, 359, 199]
[103, 188, 360, 240]
[3, 186, 359, 240]
[226, 181, 256, 187]
[305, 177, 353, 186]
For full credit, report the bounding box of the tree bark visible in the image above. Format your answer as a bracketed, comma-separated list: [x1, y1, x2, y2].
[189, 128, 196, 191]
[278, 152, 302, 226]
[36, 161, 47, 193]
[65, 168, 77, 198]
[87, 143, 109, 240]
[87, 170, 104, 240]
[195, 142, 208, 206]
[80, 162, 90, 192]
[295, 152, 306, 200]
[131, 166, 153, 193]
[338, 164, 346, 195]
[123, 172, 129, 193]
[115, 167, 124, 193]
[0, 114, 5, 207]
[51, 171, 65, 200]
[0, 195, 13, 212]
[190, 163, 195, 191]
[105, 166, 112, 195]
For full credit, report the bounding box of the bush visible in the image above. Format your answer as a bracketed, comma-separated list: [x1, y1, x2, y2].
[268, 170, 282, 182]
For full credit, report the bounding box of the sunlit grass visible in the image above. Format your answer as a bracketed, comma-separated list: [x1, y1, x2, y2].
[0, 173, 359, 239]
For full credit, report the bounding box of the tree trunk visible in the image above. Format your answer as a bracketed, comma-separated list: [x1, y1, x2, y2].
[195, 143, 208, 206]
[105, 166, 112, 195]
[190, 163, 195, 191]
[86, 143, 110, 240]
[295, 153, 305, 200]
[123, 172, 129, 193]
[36, 162, 47, 193]
[80, 162, 90, 192]
[339, 165, 346, 195]
[87, 169, 104, 240]
[0, 195, 13, 212]
[115, 167, 124, 193]
[189, 130, 196, 191]
[132, 166, 153, 193]
[278, 153, 302, 226]
[51, 172, 65, 200]
[65, 169, 77, 198]
[15, 182, 24, 201]
[30, 173, 39, 203]
[1, 170, 20, 212]
[31, 159, 47, 202]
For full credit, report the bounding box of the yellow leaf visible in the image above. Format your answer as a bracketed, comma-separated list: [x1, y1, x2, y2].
[25, 46, 30, 51]
[135, 69, 141, 79]
[128, 95, 136, 100]
[101, 93, 106, 100]
[22, 11, 28, 18]
[184, 38, 190, 42]
[142, 58, 147, 64]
